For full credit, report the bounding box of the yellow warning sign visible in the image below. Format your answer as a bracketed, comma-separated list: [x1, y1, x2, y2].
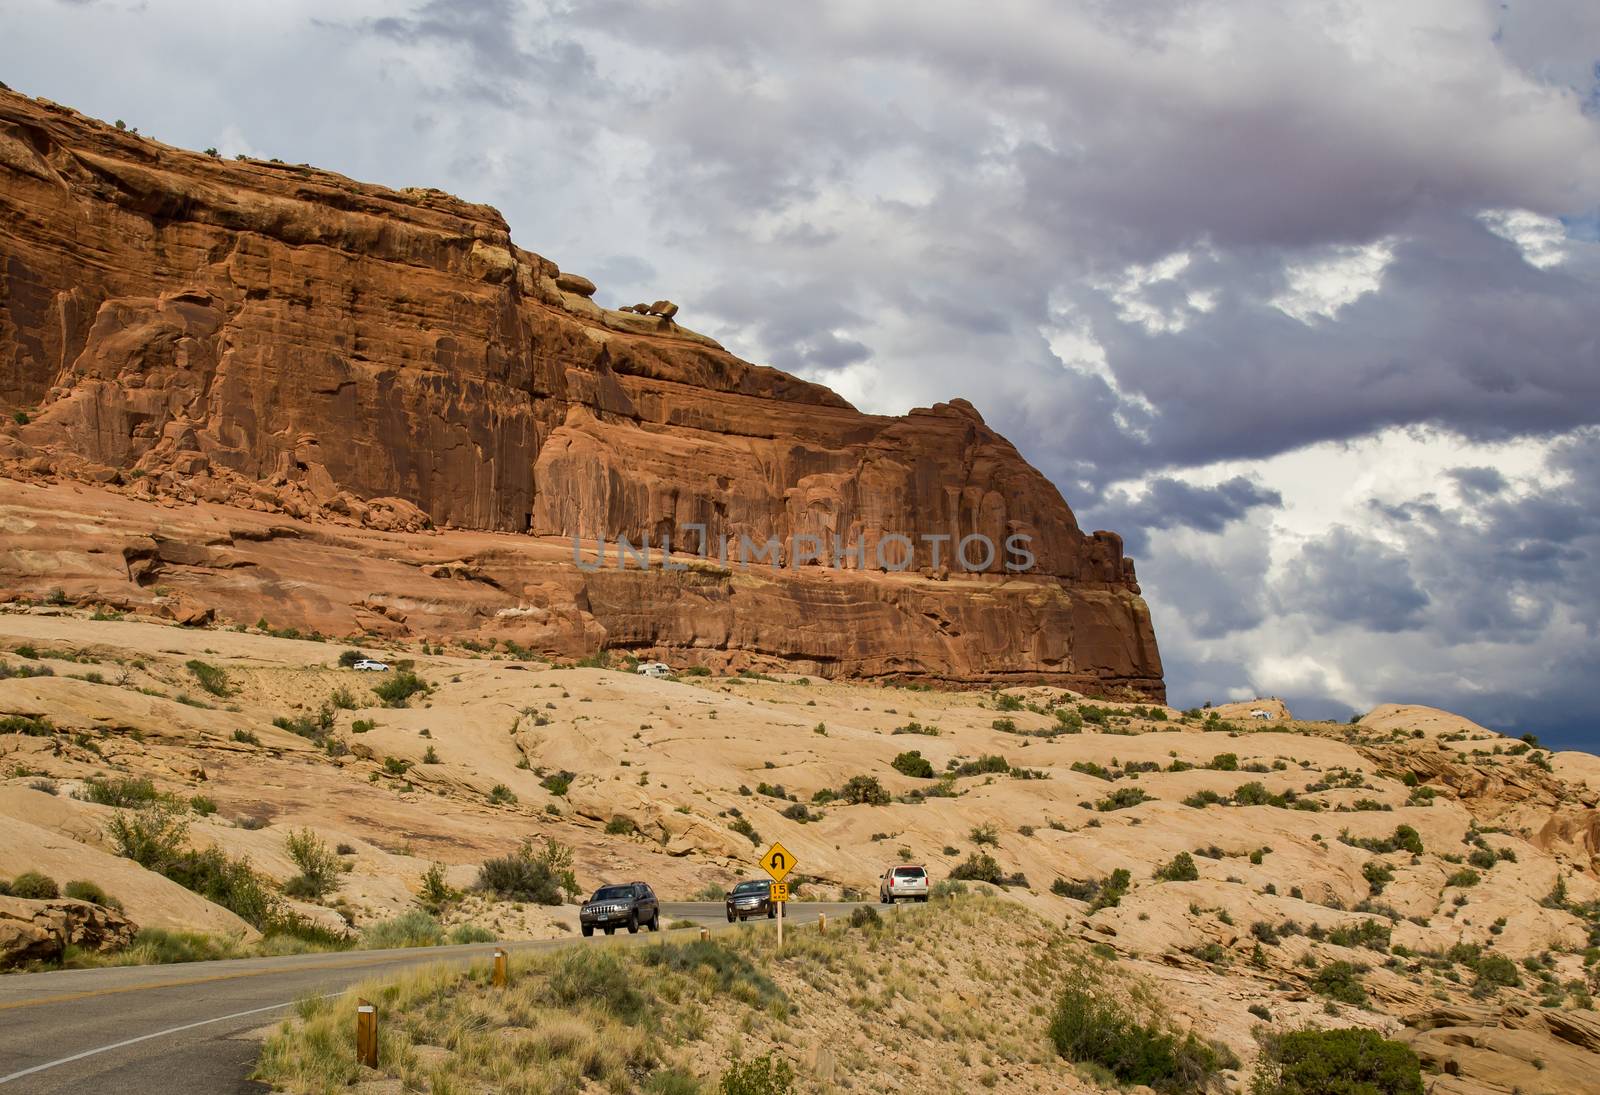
[770, 882, 789, 902]
[759, 841, 795, 882]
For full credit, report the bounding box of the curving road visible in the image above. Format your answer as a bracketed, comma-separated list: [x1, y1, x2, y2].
[0, 901, 861, 1094]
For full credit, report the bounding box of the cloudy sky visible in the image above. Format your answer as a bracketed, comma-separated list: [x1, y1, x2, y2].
[6, 0, 1599, 749]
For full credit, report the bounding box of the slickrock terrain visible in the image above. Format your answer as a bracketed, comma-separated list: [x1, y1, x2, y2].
[0, 87, 1160, 695]
[1, 608, 1597, 1093]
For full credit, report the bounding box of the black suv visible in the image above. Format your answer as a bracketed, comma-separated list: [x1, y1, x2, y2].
[580, 881, 660, 936]
[725, 879, 777, 921]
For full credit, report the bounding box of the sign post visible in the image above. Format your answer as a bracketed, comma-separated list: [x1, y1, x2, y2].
[759, 841, 795, 950]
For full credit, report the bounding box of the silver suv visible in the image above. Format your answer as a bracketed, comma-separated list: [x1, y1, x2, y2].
[879, 864, 929, 903]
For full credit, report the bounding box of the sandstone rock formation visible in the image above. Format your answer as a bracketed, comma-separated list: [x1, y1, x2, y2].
[0, 895, 136, 967]
[0, 88, 1161, 696]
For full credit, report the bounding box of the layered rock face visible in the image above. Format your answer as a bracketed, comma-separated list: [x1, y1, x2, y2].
[0, 88, 1162, 696]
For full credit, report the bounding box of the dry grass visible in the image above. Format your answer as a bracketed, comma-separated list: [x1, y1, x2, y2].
[257, 894, 1148, 1093]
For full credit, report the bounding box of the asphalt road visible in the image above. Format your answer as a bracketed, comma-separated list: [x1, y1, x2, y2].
[0, 901, 861, 1094]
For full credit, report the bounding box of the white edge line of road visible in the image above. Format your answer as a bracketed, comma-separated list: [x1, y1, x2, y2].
[0, 992, 342, 1085]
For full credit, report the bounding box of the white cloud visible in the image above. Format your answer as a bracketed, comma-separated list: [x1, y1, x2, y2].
[1477, 208, 1570, 268]
[1272, 238, 1395, 323]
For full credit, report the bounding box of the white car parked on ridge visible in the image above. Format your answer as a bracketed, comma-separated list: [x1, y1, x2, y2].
[351, 659, 390, 672]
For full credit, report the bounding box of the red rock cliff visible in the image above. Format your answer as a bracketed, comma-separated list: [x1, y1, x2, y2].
[0, 88, 1163, 697]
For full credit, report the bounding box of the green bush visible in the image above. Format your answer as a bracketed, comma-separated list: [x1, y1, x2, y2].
[185, 659, 232, 697]
[839, 775, 890, 805]
[63, 879, 122, 910]
[1049, 973, 1230, 1093]
[476, 838, 579, 905]
[891, 750, 935, 778]
[1208, 752, 1240, 771]
[948, 853, 1027, 887]
[448, 923, 495, 944]
[1445, 868, 1480, 888]
[417, 862, 457, 913]
[1154, 852, 1199, 882]
[337, 649, 367, 668]
[849, 905, 882, 929]
[969, 822, 999, 846]
[106, 805, 191, 870]
[9, 870, 60, 899]
[605, 815, 636, 835]
[1312, 960, 1368, 1005]
[720, 1051, 795, 1095]
[1097, 787, 1153, 811]
[361, 910, 444, 949]
[1251, 1027, 1422, 1095]
[372, 670, 429, 708]
[1089, 868, 1133, 911]
[540, 770, 574, 796]
[545, 948, 648, 1022]
[952, 754, 1010, 777]
[283, 829, 341, 900]
[79, 776, 162, 808]
[730, 817, 762, 845]
[488, 783, 517, 805]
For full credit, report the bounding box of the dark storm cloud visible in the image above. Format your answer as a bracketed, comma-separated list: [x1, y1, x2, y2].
[1277, 527, 1431, 633]
[1090, 476, 1282, 555]
[1447, 466, 1508, 500]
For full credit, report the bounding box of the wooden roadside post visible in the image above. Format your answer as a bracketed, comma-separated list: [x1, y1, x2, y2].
[492, 948, 507, 988]
[818, 911, 826, 933]
[700, 927, 708, 942]
[355, 999, 378, 1068]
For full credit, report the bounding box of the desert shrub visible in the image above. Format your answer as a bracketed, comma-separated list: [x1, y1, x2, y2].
[781, 803, 819, 822]
[185, 659, 232, 697]
[477, 838, 579, 905]
[948, 853, 1027, 887]
[1312, 960, 1368, 1005]
[417, 862, 457, 913]
[720, 1050, 796, 1095]
[1049, 972, 1231, 1093]
[9, 870, 59, 900]
[730, 817, 762, 845]
[188, 794, 218, 816]
[1090, 868, 1133, 911]
[838, 775, 890, 805]
[106, 805, 190, 869]
[969, 822, 999, 846]
[849, 905, 882, 929]
[232, 728, 260, 745]
[1097, 787, 1153, 811]
[448, 923, 496, 944]
[79, 776, 161, 808]
[487, 783, 517, 805]
[361, 910, 444, 949]
[382, 756, 411, 776]
[283, 829, 341, 899]
[995, 693, 1024, 711]
[540, 770, 574, 796]
[63, 879, 122, 910]
[1052, 878, 1099, 901]
[1445, 868, 1480, 888]
[0, 714, 54, 735]
[337, 649, 367, 668]
[1328, 920, 1391, 951]
[953, 754, 1010, 777]
[545, 947, 648, 1022]
[1251, 1027, 1422, 1095]
[891, 720, 938, 735]
[1208, 752, 1239, 771]
[605, 815, 637, 835]
[372, 670, 428, 708]
[891, 750, 935, 778]
[1342, 825, 1424, 856]
[327, 686, 358, 710]
[1362, 861, 1394, 895]
[1183, 789, 1227, 809]
[1071, 760, 1114, 781]
[1154, 852, 1199, 882]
